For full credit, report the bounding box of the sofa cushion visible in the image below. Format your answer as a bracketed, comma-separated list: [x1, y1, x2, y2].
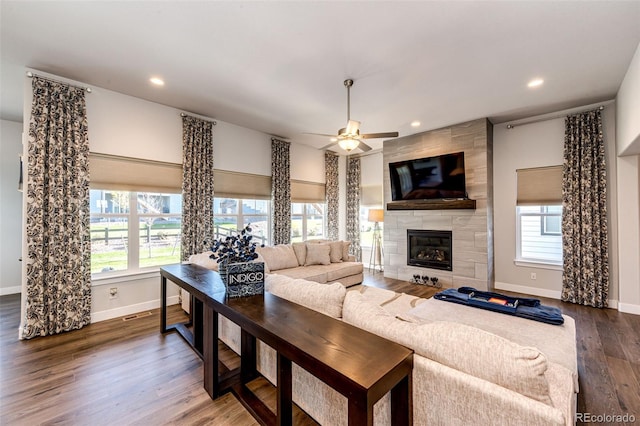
[274, 266, 328, 283]
[265, 274, 346, 318]
[400, 297, 578, 391]
[188, 251, 219, 271]
[343, 291, 553, 406]
[413, 321, 553, 405]
[304, 243, 331, 266]
[352, 285, 426, 316]
[325, 262, 364, 282]
[256, 244, 299, 271]
[328, 241, 344, 263]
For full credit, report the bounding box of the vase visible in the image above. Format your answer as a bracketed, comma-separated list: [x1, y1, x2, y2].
[219, 261, 265, 298]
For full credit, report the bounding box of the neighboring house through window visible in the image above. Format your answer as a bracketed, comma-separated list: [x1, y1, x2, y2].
[516, 205, 563, 265]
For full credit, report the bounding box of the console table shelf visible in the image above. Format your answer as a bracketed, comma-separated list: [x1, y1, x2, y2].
[387, 199, 476, 210]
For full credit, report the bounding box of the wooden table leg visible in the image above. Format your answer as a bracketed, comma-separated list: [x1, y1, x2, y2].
[277, 353, 293, 426]
[193, 298, 204, 355]
[348, 396, 373, 426]
[391, 375, 410, 426]
[241, 329, 257, 383]
[203, 304, 217, 399]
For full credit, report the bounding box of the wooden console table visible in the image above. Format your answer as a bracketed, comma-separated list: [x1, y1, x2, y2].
[160, 263, 413, 425]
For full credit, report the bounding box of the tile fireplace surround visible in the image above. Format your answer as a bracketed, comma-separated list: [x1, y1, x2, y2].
[382, 118, 494, 290]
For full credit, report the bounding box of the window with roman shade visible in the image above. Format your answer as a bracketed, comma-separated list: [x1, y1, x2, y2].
[515, 165, 563, 265]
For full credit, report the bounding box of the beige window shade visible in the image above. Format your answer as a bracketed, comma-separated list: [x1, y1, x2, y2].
[214, 170, 271, 200]
[89, 153, 182, 193]
[291, 180, 326, 203]
[516, 165, 563, 205]
[361, 184, 383, 206]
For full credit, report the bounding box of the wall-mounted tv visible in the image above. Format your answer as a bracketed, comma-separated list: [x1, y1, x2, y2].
[389, 152, 466, 201]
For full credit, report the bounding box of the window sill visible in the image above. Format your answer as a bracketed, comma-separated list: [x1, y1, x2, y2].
[91, 269, 161, 286]
[514, 259, 563, 271]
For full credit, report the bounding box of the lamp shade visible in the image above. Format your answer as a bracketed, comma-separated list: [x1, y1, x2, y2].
[368, 208, 384, 223]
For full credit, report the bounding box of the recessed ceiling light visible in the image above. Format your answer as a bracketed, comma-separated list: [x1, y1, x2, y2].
[527, 78, 544, 88]
[150, 77, 165, 86]
[330, 137, 338, 142]
[411, 121, 421, 127]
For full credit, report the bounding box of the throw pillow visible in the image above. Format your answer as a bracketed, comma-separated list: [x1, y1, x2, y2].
[188, 251, 219, 271]
[291, 242, 307, 266]
[328, 241, 344, 263]
[304, 243, 331, 266]
[256, 245, 299, 271]
[265, 274, 347, 318]
[341, 241, 351, 261]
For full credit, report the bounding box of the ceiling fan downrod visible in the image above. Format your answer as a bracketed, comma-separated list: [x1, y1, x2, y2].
[344, 79, 353, 121]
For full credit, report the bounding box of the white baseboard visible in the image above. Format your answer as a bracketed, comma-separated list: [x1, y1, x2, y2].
[0, 286, 21, 295]
[91, 295, 180, 323]
[494, 281, 561, 300]
[618, 302, 640, 315]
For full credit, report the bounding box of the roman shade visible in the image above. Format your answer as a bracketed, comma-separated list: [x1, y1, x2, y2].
[516, 165, 563, 206]
[89, 152, 182, 193]
[213, 169, 271, 200]
[291, 180, 326, 203]
[361, 184, 383, 206]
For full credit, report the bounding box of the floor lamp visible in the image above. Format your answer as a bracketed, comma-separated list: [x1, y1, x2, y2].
[368, 209, 384, 272]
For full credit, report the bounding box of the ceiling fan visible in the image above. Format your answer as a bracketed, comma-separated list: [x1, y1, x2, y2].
[306, 79, 399, 152]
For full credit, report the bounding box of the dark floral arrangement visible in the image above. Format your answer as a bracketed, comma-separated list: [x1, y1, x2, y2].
[208, 224, 262, 265]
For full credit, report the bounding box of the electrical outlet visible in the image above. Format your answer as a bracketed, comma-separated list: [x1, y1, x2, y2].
[109, 287, 118, 299]
[530, 272, 537, 280]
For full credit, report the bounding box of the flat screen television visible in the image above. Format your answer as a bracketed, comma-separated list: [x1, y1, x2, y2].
[389, 152, 466, 201]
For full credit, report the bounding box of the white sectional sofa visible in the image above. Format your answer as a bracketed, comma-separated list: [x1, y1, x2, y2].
[255, 240, 364, 287]
[186, 258, 577, 425]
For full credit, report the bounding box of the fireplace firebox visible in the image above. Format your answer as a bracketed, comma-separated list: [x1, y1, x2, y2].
[407, 230, 452, 271]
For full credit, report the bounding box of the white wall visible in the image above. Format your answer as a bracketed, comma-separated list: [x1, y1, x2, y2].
[0, 119, 23, 295]
[493, 105, 619, 304]
[18, 69, 326, 323]
[617, 42, 640, 156]
[615, 41, 640, 314]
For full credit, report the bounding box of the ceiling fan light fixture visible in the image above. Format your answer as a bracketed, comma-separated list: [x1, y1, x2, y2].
[339, 138, 360, 152]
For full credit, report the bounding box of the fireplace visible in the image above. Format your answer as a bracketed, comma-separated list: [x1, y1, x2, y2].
[407, 230, 452, 271]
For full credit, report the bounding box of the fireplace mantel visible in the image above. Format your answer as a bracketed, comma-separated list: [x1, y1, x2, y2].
[387, 199, 476, 211]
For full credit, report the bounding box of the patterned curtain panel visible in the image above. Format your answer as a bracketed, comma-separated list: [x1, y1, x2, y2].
[325, 152, 339, 241]
[346, 156, 361, 261]
[561, 109, 609, 308]
[181, 115, 214, 260]
[22, 77, 91, 339]
[271, 138, 291, 245]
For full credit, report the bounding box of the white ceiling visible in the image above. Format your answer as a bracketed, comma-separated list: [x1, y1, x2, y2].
[2, 1, 639, 152]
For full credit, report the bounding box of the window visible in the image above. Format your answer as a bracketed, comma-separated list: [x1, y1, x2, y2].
[359, 206, 384, 248]
[213, 198, 270, 246]
[90, 190, 182, 275]
[291, 203, 325, 242]
[516, 205, 563, 265]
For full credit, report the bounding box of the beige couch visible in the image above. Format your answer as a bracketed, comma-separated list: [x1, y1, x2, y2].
[255, 240, 363, 287]
[215, 275, 577, 426]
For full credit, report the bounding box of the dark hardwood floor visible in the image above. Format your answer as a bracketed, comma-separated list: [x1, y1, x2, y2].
[1, 271, 639, 425]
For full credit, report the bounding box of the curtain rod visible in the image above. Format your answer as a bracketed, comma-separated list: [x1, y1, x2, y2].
[26, 71, 92, 93]
[505, 101, 613, 129]
[180, 112, 216, 125]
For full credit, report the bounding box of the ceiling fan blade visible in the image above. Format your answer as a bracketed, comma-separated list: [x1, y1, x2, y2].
[303, 132, 340, 138]
[319, 141, 339, 150]
[360, 131, 399, 139]
[357, 140, 372, 152]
